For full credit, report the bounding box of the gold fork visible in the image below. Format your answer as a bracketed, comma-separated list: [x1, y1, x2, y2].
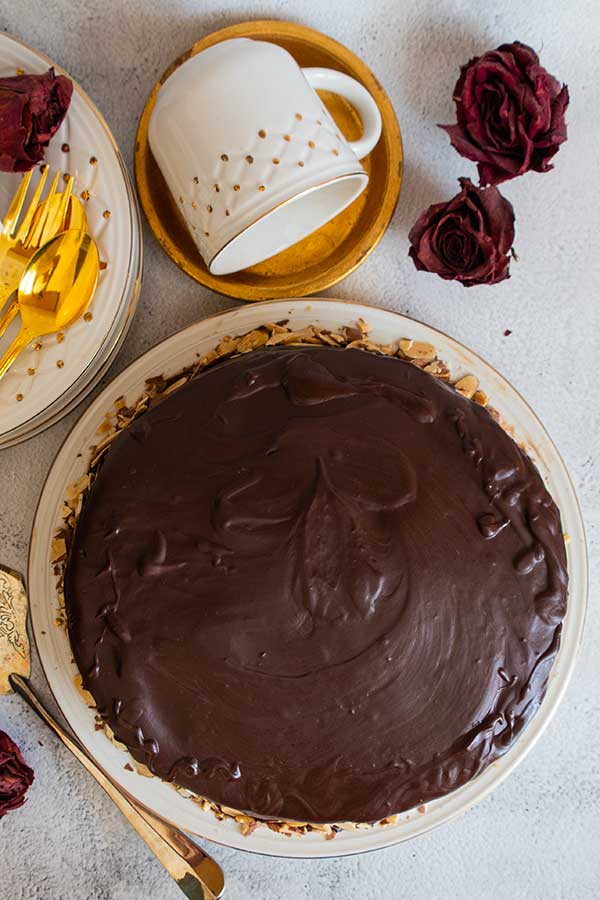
[0, 565, 225, 899]
[0, 167, 77, 314]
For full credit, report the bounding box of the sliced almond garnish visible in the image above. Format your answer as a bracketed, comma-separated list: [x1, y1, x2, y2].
[315, 330, 343, 346]
[235, 329, 269, 353]
[424, 360, 451, 381]
[399, 339, 436, 361]
[214, 336, 239, 358]
[50, 538, 67, 562]
[454, 374, 479, 400]
[163, 377, 190, 397]
[266, 327, 318, 346]
[65, 474, 90, 503]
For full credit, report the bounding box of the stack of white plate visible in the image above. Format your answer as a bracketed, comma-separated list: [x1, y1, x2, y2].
[0, 33, 142, 448]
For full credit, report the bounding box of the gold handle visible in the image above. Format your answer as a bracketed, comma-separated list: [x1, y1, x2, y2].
[0, 327, 31, 380]
[0, 299, 19, 341]
[10, 675, 224, 900]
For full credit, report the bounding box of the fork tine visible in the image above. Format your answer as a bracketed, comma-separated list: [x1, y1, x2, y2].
[40, 174, 73, 246]
[0, 299, 19, 342]
[26, 169, 61, 249]
[2, 169, 34, 237]
[15, 165, 50, 245]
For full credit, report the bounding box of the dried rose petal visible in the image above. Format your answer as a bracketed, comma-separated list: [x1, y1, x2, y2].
[0, 68, 73, 173]
[0, 729, 34, 816]
[440, 41, 569, 185]
[408, 177, 515, 287]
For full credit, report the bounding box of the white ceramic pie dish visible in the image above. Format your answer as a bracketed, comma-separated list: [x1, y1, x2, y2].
[0, 32, 142, 448]
[28, 299, 587, 858]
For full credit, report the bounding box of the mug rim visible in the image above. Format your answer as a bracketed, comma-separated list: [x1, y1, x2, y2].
[208, 170, 368, 275]
[152, 37, 258, 112]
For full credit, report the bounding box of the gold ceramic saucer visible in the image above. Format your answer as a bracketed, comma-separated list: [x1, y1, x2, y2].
[134, 20, 403, 302]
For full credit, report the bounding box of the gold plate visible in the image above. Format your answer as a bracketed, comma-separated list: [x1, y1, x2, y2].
[134, 20, 403, 301]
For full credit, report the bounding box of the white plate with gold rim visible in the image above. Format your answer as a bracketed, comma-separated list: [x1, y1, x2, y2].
[28, 299, 587, 858]
[0, 32, 142, 449]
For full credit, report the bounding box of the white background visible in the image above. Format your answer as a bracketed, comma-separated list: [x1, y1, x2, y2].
[0, 1, 599, 898]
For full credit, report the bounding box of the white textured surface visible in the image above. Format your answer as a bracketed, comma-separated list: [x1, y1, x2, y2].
[0, 1, 598, 898]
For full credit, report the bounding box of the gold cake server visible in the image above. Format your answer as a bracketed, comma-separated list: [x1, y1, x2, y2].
[0, 564, 225, 900]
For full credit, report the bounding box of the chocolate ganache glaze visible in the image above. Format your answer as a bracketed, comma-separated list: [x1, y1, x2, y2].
[65, 347, 568, 824]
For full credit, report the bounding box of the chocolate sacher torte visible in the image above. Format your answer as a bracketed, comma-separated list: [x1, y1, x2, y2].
[64, 345, 568, 825]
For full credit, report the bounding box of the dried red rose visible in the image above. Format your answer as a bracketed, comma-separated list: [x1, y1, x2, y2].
[0, 729, 34, 817]
[0, 68, 73, 173]
[440, 42, 569, 185]
[408, 177, 515, 287]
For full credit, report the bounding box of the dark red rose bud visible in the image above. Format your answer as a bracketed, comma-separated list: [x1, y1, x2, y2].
[408, 178, 515, 287]
[0, 68, 73, 173]
[440, 41, 569, 185]
[0, 729, 35, 817]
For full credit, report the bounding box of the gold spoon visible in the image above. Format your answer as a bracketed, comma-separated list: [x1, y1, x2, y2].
[0, 170, 87, 315]
[0, 189, 88, 332]
[0, 564, 225, 899]
[0, 229, 99, 381]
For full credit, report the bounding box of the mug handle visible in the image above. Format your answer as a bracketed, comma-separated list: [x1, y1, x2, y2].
[302, 68, 382, 159]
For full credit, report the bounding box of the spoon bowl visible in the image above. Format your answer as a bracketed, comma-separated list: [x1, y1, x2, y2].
[0, 229, 100, 381]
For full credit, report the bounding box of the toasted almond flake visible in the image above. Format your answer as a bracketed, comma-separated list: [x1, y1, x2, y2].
[51, 538, 67, 563]
[90, 429, 120, 456]
[220, 806, 241, 817]
[235, 329, 269, 353]
[266, 327, 318, 346]
[65, 474, 90, 502]
[327, 332, 347, 345]
[343, 325, 362, 342]
[454, 374, 479, 400]
[163, 377, 189, 396]
[195, 349, 219, 370]
[145, 374, 167, 392]
[214, 336, 239, 357]
[424, 360, 451, 381]
[399, 339, 436, 361]
[374, 342, 397, 356]
[472, 389, 488, 407]
[315, 331, 340, 346]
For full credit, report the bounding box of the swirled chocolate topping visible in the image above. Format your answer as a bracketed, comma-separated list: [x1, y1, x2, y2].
[65, 347, 568, 823]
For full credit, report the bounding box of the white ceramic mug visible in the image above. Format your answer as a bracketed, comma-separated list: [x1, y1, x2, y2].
[148, 38, 382, 275]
